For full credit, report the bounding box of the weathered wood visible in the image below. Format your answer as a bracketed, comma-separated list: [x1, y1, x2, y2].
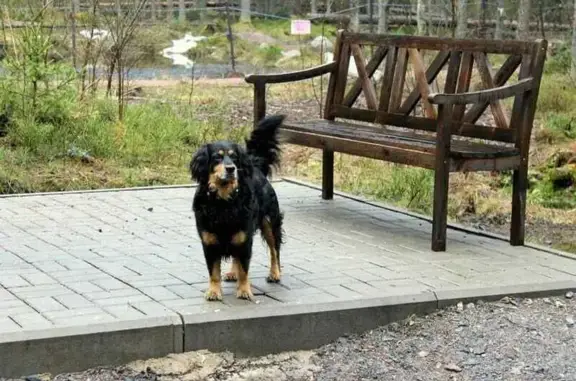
[511, 40, 547, 246]
[431, 51, 460, 252]
[454, 52, 474, 121]
[343, 46, 388, 107]
[321, 31, 345, 200]
[399, 50, 450, 115]
[332, 43, 352, 106]
[408, 48, 436, 118]
[245, 62, 336, 84]
[280, 129, 438, 169]
[463, 54, 522, 124]
[331, 105, 515, 142]
[389, 48, 409, 112]
[253, 82, 266, 128]
[378, 46, 398, 113]
[342, 33, 537, 55]
[244, 31, 548, 252]
[473, 52, 509, 129]
[350, 44, 379, 110]
[282, 120, 519, 159]
[428, 78, 534, 105]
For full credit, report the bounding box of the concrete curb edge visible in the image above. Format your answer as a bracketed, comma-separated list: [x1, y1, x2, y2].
[3, 280, 576, 378]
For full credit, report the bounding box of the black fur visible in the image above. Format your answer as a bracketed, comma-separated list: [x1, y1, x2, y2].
[190, 115, 285, 300]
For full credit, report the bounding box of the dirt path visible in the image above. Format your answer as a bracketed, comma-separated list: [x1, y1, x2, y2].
[7, 294, 575, 381]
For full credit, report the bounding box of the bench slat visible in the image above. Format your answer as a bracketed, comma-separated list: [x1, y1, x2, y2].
[282, 120, 519, 159]
[330, 105, 516, 143]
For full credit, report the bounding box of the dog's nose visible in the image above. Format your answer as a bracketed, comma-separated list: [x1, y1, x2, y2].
[225, 165, 236, 174]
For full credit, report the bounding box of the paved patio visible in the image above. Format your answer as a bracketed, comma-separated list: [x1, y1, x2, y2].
[1, 180, 576, 334]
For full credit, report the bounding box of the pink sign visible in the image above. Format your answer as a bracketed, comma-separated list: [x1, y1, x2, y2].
[291, 19, 311, 35]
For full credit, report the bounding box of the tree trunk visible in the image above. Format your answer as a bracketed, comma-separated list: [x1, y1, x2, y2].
[311, 0, 317, 14]
[494, 0, 505, 39]
[571, 0, 576, 78]
[516, 0, 531, 40]
[456, 0, 468, 38]
[417, 0, 426, 35]
[240, 0, 251, 22]
[378, 0, 388, 33]
[350, 0, 360, 31]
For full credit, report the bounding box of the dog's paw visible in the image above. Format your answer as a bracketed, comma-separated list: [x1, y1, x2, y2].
[224, 271, 238, 282]
[204, 287, 223, 301]
[236, 284, 253, 300]
[266, 273, 281, 283]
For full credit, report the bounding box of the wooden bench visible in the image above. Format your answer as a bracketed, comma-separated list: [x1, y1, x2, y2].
[245, 32, 547, 252]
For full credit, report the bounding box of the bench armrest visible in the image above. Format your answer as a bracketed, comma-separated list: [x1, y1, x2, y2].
[428, 78, 534, 105]
[245, 62, 337, 84]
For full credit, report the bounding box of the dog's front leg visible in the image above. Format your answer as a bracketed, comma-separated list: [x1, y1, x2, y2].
[230, 231, 254, 300]
[201, 232, 223, 301]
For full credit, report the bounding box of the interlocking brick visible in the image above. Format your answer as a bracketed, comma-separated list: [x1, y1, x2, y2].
[25, 297, 67, 313]
[11, 312, 53, 329]
[1, 182, 576, 333]
[0, 275, 31, 288]
[54, 293, 94, 309]
[0, 317, 21, 333]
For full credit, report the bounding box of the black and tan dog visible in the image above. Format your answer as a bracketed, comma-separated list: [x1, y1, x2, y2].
[190, 115, 285, 301]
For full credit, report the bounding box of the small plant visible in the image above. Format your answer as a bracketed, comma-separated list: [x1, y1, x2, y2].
[535, 113, 576, 143]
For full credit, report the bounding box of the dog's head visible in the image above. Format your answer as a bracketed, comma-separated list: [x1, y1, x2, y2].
[190, 141, 252, 200]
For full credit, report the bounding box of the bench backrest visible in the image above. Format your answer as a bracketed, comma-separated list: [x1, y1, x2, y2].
[324, 32, 547, 145]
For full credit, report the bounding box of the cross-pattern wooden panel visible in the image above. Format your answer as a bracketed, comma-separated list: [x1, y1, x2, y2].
[329, 39, 532, 142]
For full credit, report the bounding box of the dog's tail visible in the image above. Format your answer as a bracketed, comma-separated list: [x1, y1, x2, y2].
[245, 114, 285, 177]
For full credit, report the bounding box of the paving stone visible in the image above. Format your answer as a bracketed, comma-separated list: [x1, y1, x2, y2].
[54, 293, 94, 309]
[0, 275, 31, 288]
[25, 297, 67, 313]
[1, 182, 576, 333]
[0, 317, 22, 332]
[10, 312, 53, 329]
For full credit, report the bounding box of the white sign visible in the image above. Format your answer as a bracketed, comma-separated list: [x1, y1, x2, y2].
[291, 19, 311, 35]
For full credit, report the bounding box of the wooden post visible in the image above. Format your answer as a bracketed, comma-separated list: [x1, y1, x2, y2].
[166, 0, 173, 21]
[178, 0, 185, 23]
[456, 0, 467, 38]
[495, 0, 505, 40]
[571, 0, 576, 78]
[71, 0, 78, 68]
[240, 0, 251, 22]
[253, 82, 266, 128]
[225, 2, 236, 73]
[150, 0, 156, 21]
[377, 0, 388, 33]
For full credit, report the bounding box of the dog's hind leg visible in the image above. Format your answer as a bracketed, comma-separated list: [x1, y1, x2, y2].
[223, 259, 239, 282]
[262, 215, 283, 283]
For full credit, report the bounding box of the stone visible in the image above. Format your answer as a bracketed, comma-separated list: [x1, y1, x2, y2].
[444, 363, 462, 373]
[310, 36, 333, 51]
[457, 302, 464, 312]
[566, 291, 574, 299]
[566, 316, 575, 327]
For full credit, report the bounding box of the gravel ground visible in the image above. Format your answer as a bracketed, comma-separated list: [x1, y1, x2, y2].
[6, 293, 576, 381]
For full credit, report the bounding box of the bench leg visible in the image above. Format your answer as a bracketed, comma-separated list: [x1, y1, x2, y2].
[431, 168, 449, 252]
[510, 164, 528, 246]
[322, 149, 334, 200]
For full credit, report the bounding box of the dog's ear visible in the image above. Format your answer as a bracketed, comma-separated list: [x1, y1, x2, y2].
[237, 147, 253, 179]
[190, 144, 210, 183]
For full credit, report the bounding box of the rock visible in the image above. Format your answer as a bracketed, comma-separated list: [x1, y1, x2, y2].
[566, 291, 574, 299]
[511, 366, 522, 375]
[276, 49, 301, 65]
[444, 363, 462, 373]
[543, 298, 552, 304]
[457, 302, 464, 312]
[556, 300, 566, 308]
[566, 316, 575, 327]
[310, 36, 333, 51]
[418, 351, 429, 358]
[147, 207, 154, 212]
[466, 302, 475, 309]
